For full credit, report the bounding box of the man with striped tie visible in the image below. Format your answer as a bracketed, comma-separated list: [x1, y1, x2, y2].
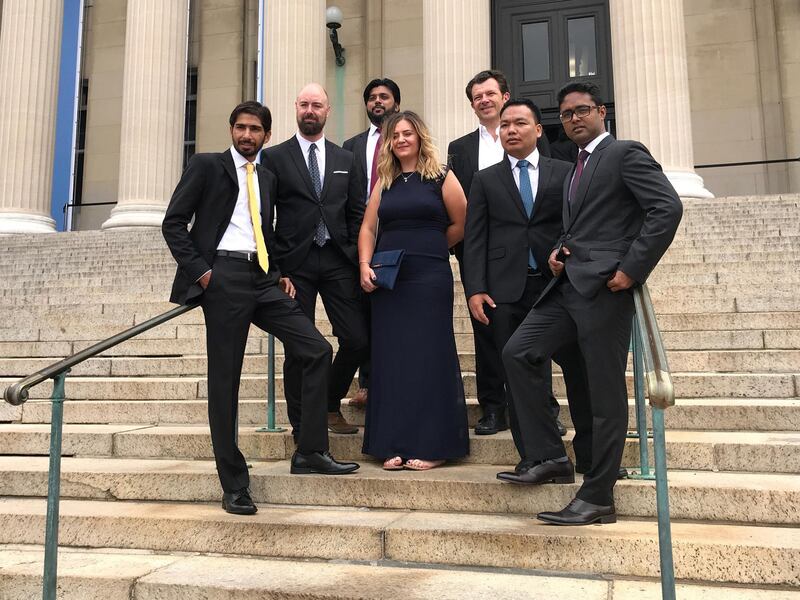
[163, 101, 359, 517]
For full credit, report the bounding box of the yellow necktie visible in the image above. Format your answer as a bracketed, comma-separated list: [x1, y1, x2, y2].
[245, 163, 270, 274]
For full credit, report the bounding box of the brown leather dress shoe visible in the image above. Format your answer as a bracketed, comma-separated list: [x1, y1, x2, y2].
[328, 411, 358, 434]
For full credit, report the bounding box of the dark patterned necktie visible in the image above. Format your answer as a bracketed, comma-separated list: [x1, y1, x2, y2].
[568, 149, 591, 205]
[308, 143, 328, 246]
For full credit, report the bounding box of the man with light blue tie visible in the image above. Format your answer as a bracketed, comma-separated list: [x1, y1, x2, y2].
[463, 98, 591, 482]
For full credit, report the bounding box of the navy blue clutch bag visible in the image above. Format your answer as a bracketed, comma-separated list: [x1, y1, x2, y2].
[370, 249, 405, 290]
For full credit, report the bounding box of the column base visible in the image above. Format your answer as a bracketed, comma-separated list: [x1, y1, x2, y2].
[665, 170, 715, 199]
[102, 204, 166, 230]
[0, 212, 57, 234]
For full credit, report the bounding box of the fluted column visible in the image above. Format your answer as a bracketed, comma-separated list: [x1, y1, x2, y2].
[609, 0, 713, 198]
[423, 0, 491, 159]
[263, 0, 326, 143]
[102, 0, 189, 230]
[0, 0, 62, 233]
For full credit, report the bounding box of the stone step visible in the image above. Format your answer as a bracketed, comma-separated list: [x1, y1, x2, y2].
[0, 494, 797, 589]
[0, 457, 798, 526]
[0, 544, 663, 600]
[4, 369, 797, 402]
[0, 424, 796, 474]
[2, 348, 797, 381]
[9, 397, 800, 433]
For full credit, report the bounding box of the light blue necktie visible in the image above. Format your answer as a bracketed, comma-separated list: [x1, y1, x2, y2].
[517, 159, 538, 270]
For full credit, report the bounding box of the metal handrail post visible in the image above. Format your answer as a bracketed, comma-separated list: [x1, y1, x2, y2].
[652, 406, 676, 600]
[42, 371, 68, 600]
[257, 333, 285, 433]
[632, 320, 651, 477]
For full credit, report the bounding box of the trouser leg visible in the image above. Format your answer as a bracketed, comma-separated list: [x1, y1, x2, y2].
[501, 291, 576, 462]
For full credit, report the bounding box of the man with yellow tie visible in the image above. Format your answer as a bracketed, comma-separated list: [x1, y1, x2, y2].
[163, 101, 360, 516]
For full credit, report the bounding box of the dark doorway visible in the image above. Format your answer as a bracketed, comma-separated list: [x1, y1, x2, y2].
[492, 0, 615, 149]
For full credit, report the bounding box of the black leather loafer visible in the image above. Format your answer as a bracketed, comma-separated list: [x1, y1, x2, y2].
[475, 412, 509, 435]
[222, 488, 257, 515]
[290, 450, 360, 475]
[496, 458, 575, 485]
[537, 497, 616, 525]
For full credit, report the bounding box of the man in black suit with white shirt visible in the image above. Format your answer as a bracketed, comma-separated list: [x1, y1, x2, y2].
[342, 78, 401, 405]
[449, 70, 559, 437]
[261, 83, 368, 437]
[163, 101, 359, 516]
[463, 98, 591, 482]
[502, 82, 682, 525]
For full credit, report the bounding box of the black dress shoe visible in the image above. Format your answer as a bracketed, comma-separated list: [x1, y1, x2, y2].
[290, 450, 360, 475]
[496, 458, 575, 485]
[221, 488, 257, 515]
[537, 497, 616, 525]
[556, 418, 567, 437]
[475, 412, 508, 435]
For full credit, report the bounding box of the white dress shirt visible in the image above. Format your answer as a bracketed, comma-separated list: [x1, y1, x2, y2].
[477, 124, 504, 170]
[364, 123, 380, 198]
[296, 132, 326, 188]
[507, 147, 541, 201]
[217, 145, 259, 253]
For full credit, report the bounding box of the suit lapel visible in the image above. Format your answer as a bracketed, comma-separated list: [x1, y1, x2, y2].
[467, 130, 480, 173]
[216, 151, 240, 243]
[498, 157, 529, 220]
[356, 130, 369, 175]
[319, 140, 336, 202]
[287, 136, 319, 199]
[532, 156, 553, 221]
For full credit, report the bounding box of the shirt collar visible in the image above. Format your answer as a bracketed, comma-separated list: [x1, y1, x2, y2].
[230, 145, 251, 169]
[296, 132, 326, 154]
[581, 131, 611, 155]
[368, 123, 380, 137]
[479, 123, 500, 141]
[507, 147, 540, 171]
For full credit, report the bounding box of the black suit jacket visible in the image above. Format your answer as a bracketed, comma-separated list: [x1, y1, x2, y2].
[342, 129, 369, 204]
[553, 135, 683, 299]
[162, 150, 279, 305]
[463, 155, 572, 303]
[261, 136, 365, 273]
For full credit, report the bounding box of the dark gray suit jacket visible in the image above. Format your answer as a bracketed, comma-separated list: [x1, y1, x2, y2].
[261, 136, 364, 273]
[464, 155, 572, 303]
[553, 134, 683, 299]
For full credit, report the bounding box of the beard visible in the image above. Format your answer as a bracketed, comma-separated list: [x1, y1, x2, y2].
[298, 115, 325, 136]
[368, 105, 396, 126]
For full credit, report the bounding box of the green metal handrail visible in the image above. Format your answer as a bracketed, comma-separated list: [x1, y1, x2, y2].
[2, 303, 278, 600]
[630, 283, 676, 600]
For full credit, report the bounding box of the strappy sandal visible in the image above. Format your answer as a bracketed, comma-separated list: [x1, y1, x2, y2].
[383, 456, 404, 471]
[403, 459, 445, 471]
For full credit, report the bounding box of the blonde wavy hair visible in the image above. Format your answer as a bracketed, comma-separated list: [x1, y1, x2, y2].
[376, 111, 443, 191]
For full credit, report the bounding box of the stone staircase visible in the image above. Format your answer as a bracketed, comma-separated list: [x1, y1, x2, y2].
[0, 195, 798, 599]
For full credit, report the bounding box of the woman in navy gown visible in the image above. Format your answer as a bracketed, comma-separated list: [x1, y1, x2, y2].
[358, 111, 469, 470]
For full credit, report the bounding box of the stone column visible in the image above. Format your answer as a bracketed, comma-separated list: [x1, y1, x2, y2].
[263, 0, 325, 144]
[102, 0, 189, 230]
[423, 0, 491, 160]
[0, 0, 63, 233]
[609, 0, 713, 198]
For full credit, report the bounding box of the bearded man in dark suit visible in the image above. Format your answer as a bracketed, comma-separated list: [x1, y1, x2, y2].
[162, 101, 359, 516]
[261, 83, 368, 437]
[342, 78, 401, 405]
[502, 82, 683, 525]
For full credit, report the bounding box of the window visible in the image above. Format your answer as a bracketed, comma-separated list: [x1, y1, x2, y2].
[183, 67, 198, 168]
[522, 21, 551, 82]
[568, 16, 598, 77]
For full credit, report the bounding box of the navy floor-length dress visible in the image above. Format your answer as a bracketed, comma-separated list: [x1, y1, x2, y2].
[362, 171, 469, 460]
